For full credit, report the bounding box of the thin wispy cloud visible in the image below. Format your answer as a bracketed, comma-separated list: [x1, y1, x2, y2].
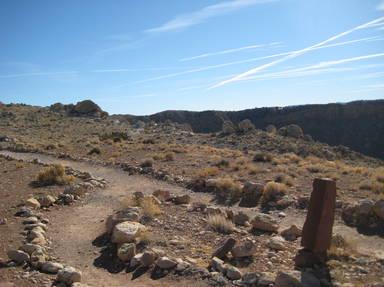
[240, 53, 384, 82]
[210, 16, 384, 89]
[180, 42, 282, 61]
[0, 71, 78, 79]
[117, 36, 383, 87]
[145, 0, 276, 34]
[92, 67, 189, 73]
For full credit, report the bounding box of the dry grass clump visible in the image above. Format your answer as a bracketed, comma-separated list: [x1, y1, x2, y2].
[328, 234, 358, 259]
[35, 164, 74, 186]
[274, 174, 294, 187]
[212, 177, 243, 201]
[152, 152, 175, 161]
[195, 166, 219, 178]
[306, 163, 326, 173]
[262, 181, 288, 203]
[140, 197, 162, 218]
[207, 214, 234, 234]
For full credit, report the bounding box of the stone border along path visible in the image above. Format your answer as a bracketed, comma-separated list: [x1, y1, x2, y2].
[1, 152, 107, 287]
[0, 151, 211, 287]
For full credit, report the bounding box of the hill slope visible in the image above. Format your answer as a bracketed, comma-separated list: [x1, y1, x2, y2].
[118, 100, 384, 159]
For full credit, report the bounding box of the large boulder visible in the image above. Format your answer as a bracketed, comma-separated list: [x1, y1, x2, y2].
[251, 213, 279, 232]
[71, 100, 105, 117]
[231, 239, 257, 258]
[111, 221, 146, 244]
[106, 208, 140, 234]
[239, 182, 263, 207]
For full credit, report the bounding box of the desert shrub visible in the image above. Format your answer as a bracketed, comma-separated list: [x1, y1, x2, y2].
[35, 164, 74, 186]
[140, 197, 162, 218]
[238, 119, 255, 133]
[140, 158, 154, 168]
[195, 166, 219, 178]
[274, 174, 294, 187]
[265, 124, 277, 134]
[212, 177, 242, 201]
[262, 181, 288, 203]
[88, 147, 101, 155]
[207, 214, 234, 234]
[253, 152, 273, 162]
[306, 163, 325, 173]
[222, 120, 236, 134]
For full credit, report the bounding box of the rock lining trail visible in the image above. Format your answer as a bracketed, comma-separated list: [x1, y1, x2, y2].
[1, 151, 383, 286]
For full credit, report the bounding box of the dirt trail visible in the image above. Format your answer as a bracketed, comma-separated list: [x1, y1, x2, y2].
[1, 151, 384, 286]
[0, 151, 210, 287]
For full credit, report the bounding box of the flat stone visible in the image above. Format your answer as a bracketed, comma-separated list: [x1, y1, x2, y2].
[251, 213, 279, 232]
[281, 225, 302, 241]
[40, 261, 64, 274]
[226, 265, 242, 280]
[7, 250, 30, 264]
[156, 256, 177, 269]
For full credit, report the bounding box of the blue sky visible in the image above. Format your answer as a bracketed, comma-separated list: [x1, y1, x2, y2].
[0, 0, 383, 115]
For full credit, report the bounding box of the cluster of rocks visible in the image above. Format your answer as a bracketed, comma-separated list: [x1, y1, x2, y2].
[6, 212, 85, 286]
[24, 166, 106, 208]
[50, 100, 108, 118]
[342, 199, 384, 233]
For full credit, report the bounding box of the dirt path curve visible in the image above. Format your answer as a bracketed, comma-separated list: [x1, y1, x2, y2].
[0, 151, 211, 287]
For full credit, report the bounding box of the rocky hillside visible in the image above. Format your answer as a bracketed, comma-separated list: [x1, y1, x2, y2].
[118, 100, 384, 160]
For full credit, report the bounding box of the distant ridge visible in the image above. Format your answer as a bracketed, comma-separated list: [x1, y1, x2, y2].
[112, 100, 384, 159]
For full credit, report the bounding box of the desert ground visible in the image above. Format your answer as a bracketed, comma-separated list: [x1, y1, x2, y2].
[0, 102, 383, 287]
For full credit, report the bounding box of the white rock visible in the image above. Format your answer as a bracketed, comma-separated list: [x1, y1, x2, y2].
[57, 266, 82, 285]
[111, 221, 146, 244]
[267, 236, 286, 251]
[25, 198, 41, 209]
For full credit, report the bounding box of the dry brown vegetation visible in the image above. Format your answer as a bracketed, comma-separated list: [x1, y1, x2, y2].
[35, 164, 74, 186]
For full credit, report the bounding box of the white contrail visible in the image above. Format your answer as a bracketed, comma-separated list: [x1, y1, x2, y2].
[209, 16, 384, 89]
[241, 53, 384, 81]
[180, 42, 282, 61]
